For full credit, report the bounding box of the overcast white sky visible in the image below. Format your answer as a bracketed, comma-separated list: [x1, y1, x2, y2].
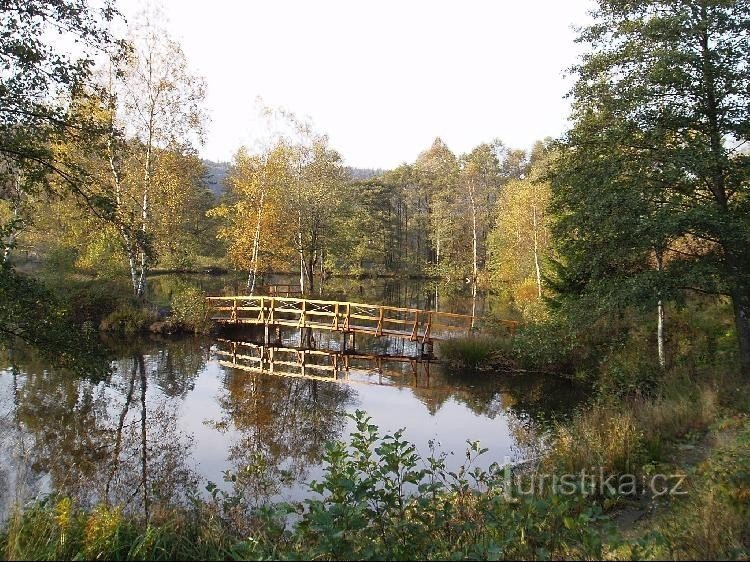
[122, 0, 595, 169]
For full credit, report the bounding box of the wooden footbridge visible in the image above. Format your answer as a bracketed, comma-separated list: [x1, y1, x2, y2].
[206, 295, 516, 352]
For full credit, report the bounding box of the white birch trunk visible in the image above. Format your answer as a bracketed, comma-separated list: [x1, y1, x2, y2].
[469, 180, 479, 282]
[247, 186, 266, 293]
[656, 250, 666, 368]
[532, 202, 542, 298]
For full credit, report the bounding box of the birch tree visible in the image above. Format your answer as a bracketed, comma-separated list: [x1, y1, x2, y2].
[290, 136, 346, 295]
[488, 151, 552, 306]
[111, 11, 206, 297]
[210, 144, 293, 291]
[459, 143, 502, 282]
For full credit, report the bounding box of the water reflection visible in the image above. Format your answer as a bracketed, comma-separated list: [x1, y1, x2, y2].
[0, 341, 200, 518]
[0, 333, 584, 521]
[213, 370, 354, 510]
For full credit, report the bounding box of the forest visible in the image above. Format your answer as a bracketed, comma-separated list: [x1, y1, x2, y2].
[1, 0, 749, 560]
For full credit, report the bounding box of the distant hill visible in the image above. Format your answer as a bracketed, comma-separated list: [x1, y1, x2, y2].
[347, 167, 386, 180]
[203, 161, 386, 196]
[203, 160, 231, 196]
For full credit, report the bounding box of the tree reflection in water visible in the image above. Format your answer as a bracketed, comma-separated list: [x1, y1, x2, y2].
[0, 332, 585, 522]
[0, 338, 204, 519]
[211, 369, 355, 509]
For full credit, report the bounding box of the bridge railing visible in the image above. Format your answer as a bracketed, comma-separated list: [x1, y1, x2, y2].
[205, 295, 492, 341]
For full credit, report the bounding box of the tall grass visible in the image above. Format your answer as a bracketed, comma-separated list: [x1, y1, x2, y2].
[545, 385, 720, 479]
[437, 335, 513, 371]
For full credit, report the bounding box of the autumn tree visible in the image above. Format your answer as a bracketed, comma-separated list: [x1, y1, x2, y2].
[414, 138, 460, 275]
[211, 144, 294, 291]
[106, 10, 207, 297]
[458, 143, 502, 282]
[289, 135, 347, 294]
[488, 143, 553, 312]
[212, 109, 345, 295]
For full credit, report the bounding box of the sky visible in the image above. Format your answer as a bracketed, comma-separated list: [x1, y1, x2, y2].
[122, 0, 595, 169]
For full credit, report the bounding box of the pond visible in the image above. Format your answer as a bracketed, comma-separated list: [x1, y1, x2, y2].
[0, 276, 583, 520]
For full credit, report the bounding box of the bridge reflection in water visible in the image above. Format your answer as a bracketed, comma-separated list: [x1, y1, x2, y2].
[215, 337, 439, 388]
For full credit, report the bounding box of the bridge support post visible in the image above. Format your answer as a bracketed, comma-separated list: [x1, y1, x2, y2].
[342, 331, 355, 354]
[419, 340, 434, 359]
[265, 324, 281, 346]
[300, 326, 314, 348]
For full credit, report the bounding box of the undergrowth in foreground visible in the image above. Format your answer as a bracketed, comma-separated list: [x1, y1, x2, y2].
[3, 395, 749, 561]
[2, 411, 612, 561]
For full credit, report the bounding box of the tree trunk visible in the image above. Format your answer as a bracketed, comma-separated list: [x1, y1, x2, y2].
[469, 182, 479, 282]
[655, 250, 666, 369]
[730, 290, 750, 378]
[299, 250, 305, 295]
[471, 282, 477, 330]
[247, 187, 266, 293]
[136, 125, 153, 299]
[698, 17, 750, 377]
[532, 202, 542, 298]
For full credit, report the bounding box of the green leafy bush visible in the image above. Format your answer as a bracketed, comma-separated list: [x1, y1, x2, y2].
[170, 282, 211, 334]
[99, 304, 155, 335]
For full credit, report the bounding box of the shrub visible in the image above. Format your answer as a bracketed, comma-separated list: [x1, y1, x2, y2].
[60, 279, 125, 326]
[170, 283, 212, 334]
[99, 304, 155, 335]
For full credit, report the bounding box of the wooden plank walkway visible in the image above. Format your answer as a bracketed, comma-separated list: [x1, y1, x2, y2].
[206, 295, 515, 343]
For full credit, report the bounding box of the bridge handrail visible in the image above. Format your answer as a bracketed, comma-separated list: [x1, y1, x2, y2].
[205, 295, 476, 323]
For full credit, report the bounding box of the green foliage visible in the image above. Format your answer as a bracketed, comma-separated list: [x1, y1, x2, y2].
[74, 230, 128, 278]
[42, 246, 78, 276]
[170, 282, 212, 334]
[0, 265, 110, 374]
[550, 0, 750, 376]
[99, 304, 155, 335]
[0, 0, 122, 200]
[258, 411, 613, 560]
[507, 316, 595, 379]
[58, 279, 126, 326]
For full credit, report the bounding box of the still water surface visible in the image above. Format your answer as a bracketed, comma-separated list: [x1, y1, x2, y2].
[0, 277, 582, 518]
